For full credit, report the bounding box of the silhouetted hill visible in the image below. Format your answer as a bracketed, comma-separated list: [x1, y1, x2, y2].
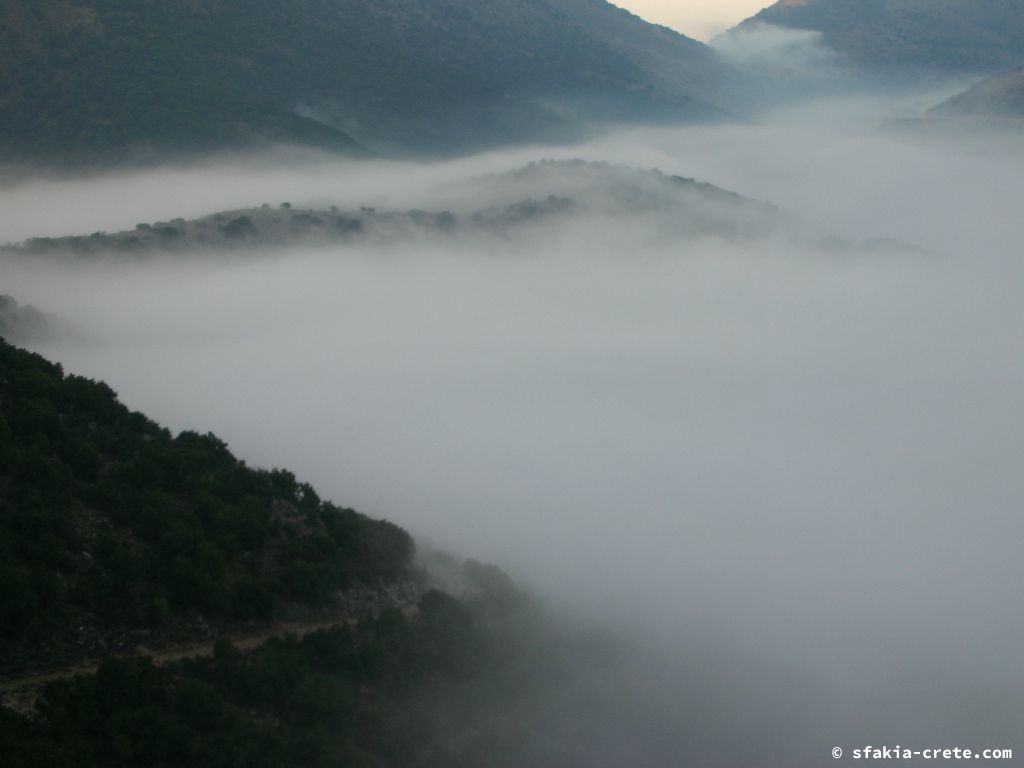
[0, 337, 414, 673]
[734, 0, 1024, 74]
[0, 0, 742, 165]
[0, 337, 647, 768]
[2, 162, 783, 259]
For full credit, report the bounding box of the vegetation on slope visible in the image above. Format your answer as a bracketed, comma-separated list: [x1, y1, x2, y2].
[740, 0, 1024, 73]
[0, 593, 485, 768]
[0, 336, 619, 766]
[0, 557, 585, 768]
[0, 337, 414, 672]
[0, 0, 739, 164]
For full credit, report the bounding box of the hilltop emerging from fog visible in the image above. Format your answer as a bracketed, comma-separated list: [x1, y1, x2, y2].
[3, 162, 782, 257]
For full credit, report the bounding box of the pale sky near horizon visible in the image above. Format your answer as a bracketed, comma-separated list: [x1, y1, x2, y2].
[613, 0, 772, 41]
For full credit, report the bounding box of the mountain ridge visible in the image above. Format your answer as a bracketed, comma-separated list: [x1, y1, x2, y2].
[0, 0, 743, 165]
[732, 0, 1024, 74]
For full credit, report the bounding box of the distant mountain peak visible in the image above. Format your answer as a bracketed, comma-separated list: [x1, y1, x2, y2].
[0, 0, 744, 166]
[733, 0, 1024, 74]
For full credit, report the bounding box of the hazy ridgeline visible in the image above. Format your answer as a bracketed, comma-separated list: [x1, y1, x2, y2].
[2, 100, 1023, 764]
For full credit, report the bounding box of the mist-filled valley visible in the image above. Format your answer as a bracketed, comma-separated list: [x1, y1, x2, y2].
[3, 95, 1023, 765]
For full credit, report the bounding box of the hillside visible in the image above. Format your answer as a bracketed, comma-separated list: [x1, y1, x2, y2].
[0, 337, 414, 674]
[0, 595, 481, 767]
[0, 0, 742, 165]
[733, 0, 1024, 74]
[0, 335, 651, 768]
[2, 161, 783, 258]
[930, 69, 1024, 117]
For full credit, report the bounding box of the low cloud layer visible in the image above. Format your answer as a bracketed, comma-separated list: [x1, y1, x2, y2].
[713, 22, 837, 74]
[2, 101, 1022, 764]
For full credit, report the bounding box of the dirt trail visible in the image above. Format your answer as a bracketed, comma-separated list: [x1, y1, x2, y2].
[0, 599, 421, 716]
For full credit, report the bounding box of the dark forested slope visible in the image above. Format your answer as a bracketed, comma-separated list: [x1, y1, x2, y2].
[0, 0, 742, 164]
[0, 592, 496, 768]
[0, 337, 413, 672]
[0, 336, 633, 768]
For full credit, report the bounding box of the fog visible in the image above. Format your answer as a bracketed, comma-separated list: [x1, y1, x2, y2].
[710, 23, 983, 116]
[2, 99, 1023, 764]
[712, 22, 838, 77]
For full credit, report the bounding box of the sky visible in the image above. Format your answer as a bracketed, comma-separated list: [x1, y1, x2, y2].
[614, 0, 771, 40]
